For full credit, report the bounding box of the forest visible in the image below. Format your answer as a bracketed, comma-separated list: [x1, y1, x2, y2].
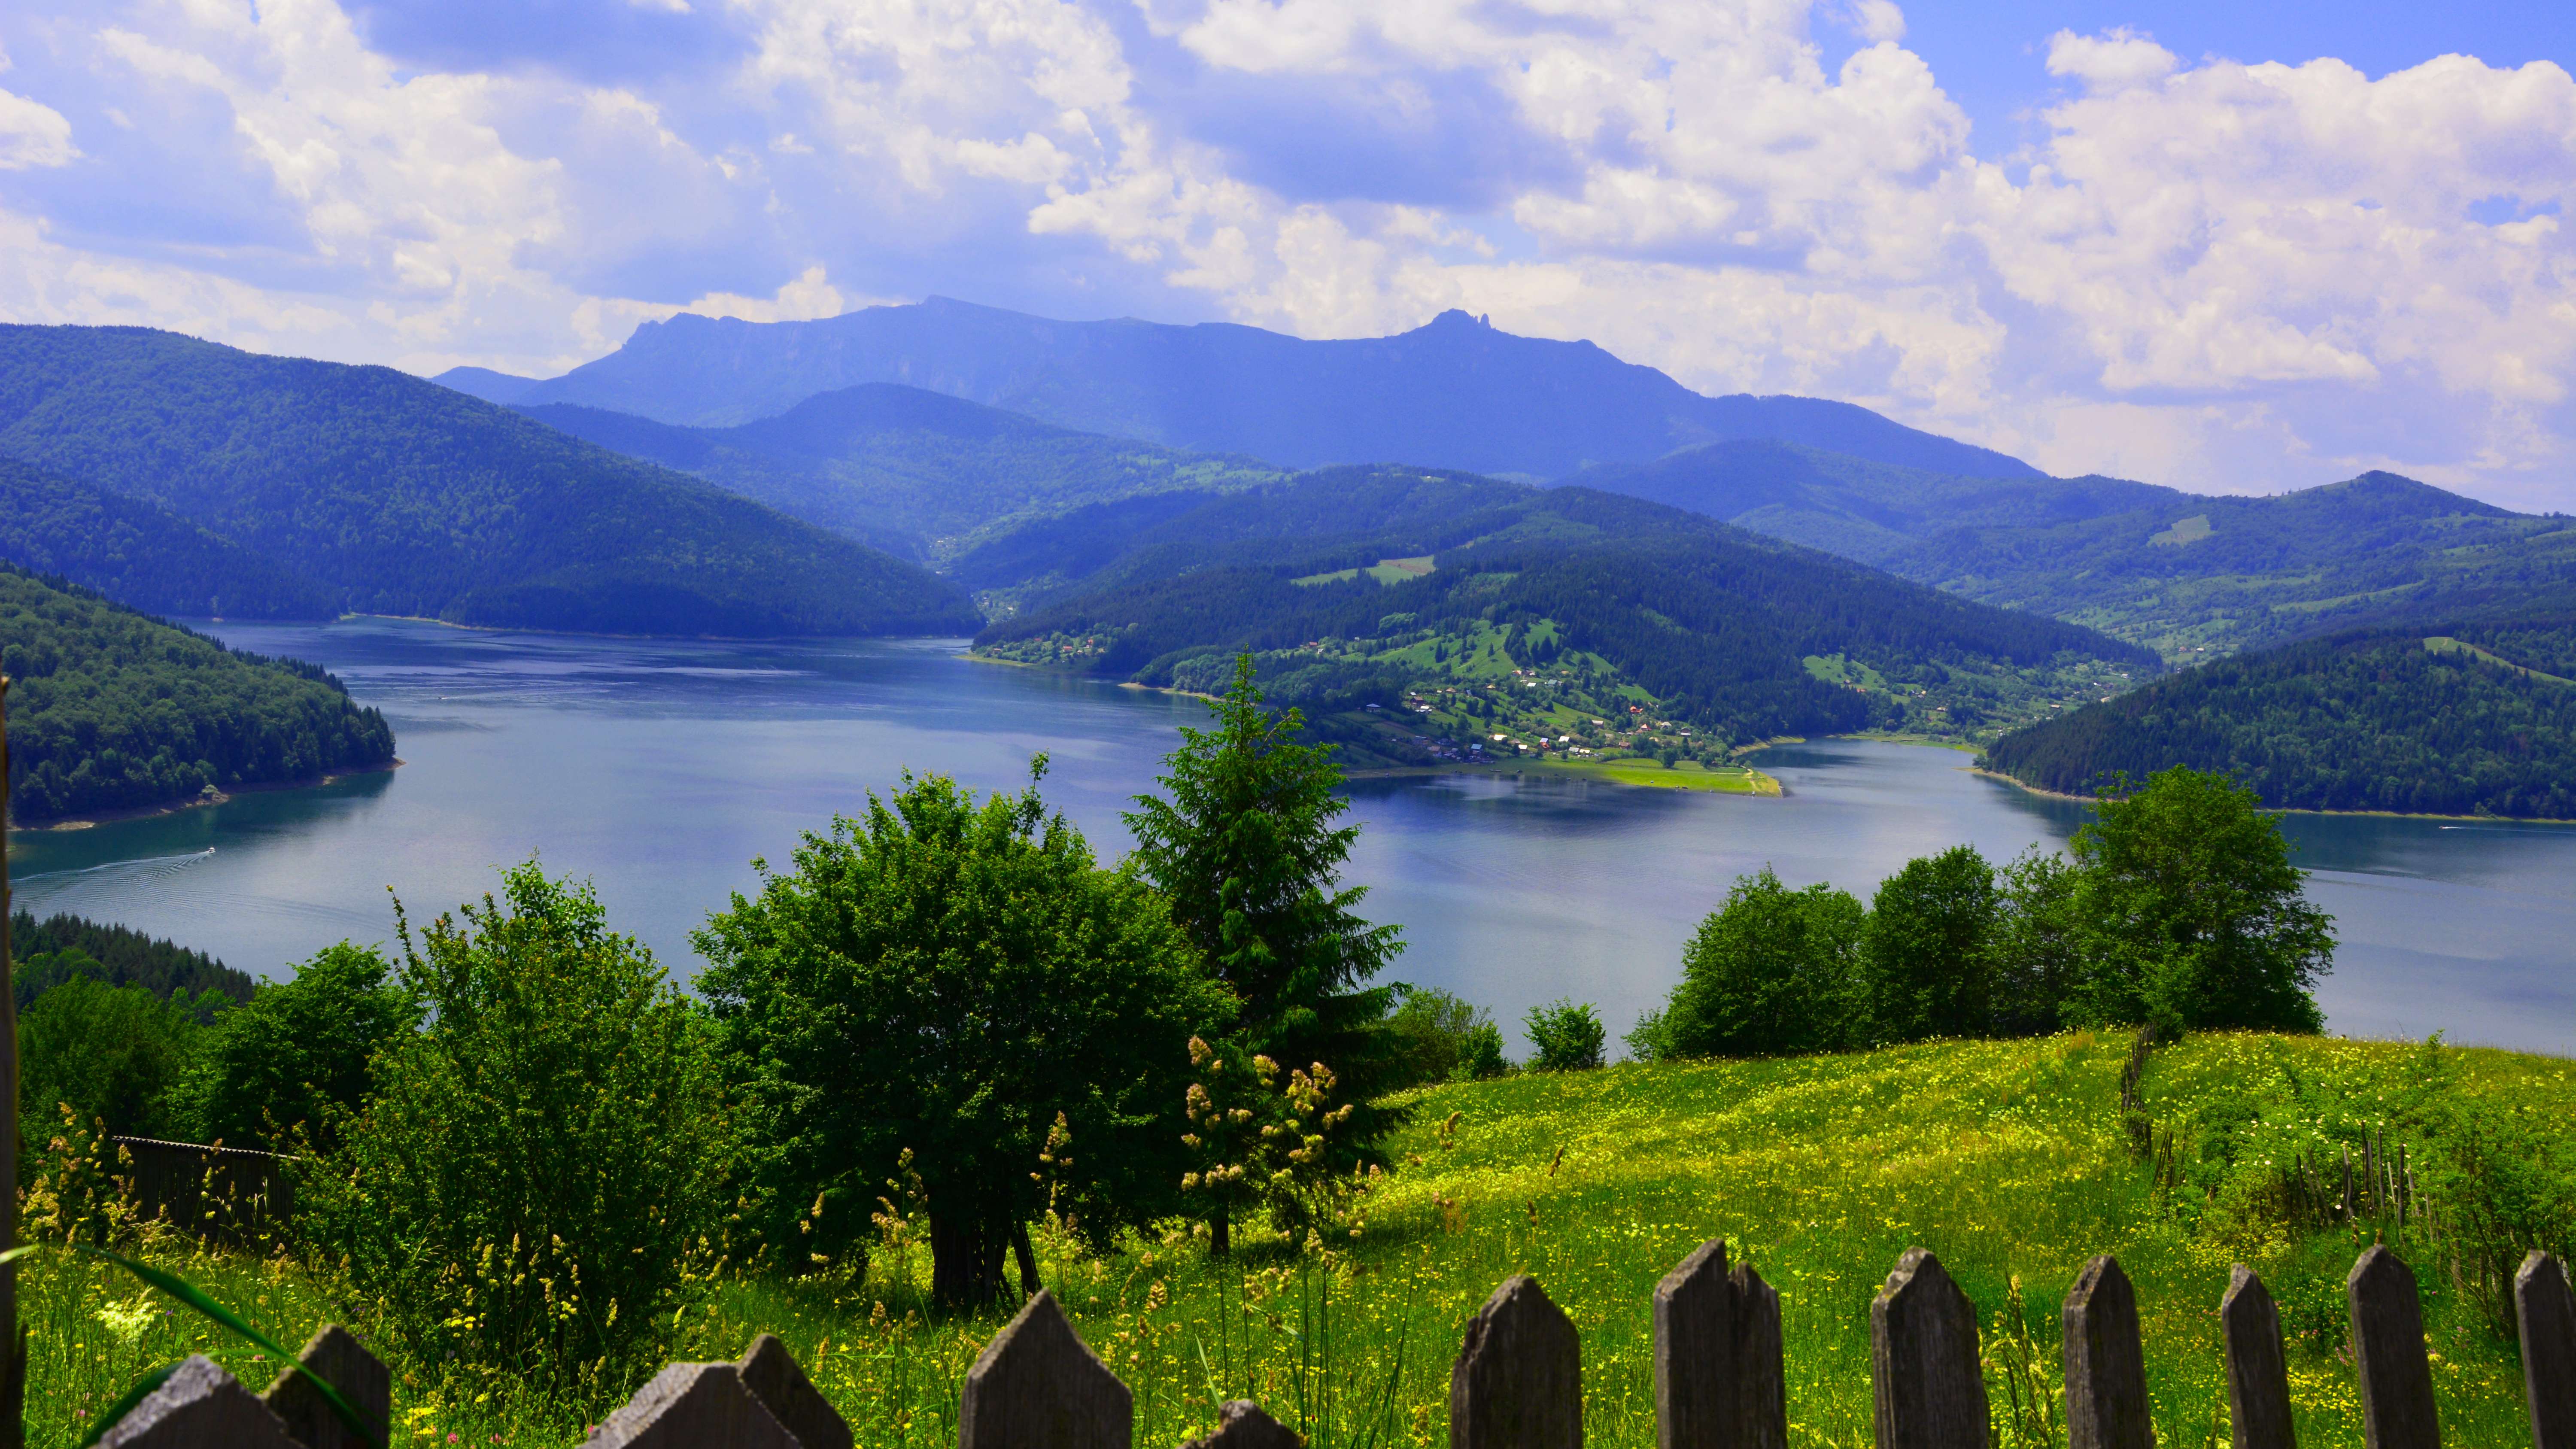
[1981, 614, 2576, 817]
[0, 456, 338, 620]
[0, 325, 980, 637]
[0, 566, 396, 822]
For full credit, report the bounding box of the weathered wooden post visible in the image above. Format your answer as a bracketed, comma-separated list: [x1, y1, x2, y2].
[2518, 1251, 2576, 1449]
[2347, 1245, 2438, 1449]
[2218, 1266, 2295, 1449]
[1182, 1400, 1304, 1449]
[0, 676, 22, 1448]
[97, 1357, 304, 1449]
[1730, 1262, 1787, 1449]
[261, 1325, 391, 1449]
[958, 1289, 1131, 1449]
[2062, 1256, 2152, 1449]
[583, 1363, 795, 1449]
[1656, 1241, 1735, 1449]
[736, 1334, 852, 1449]
[1871, 1249, 1988, 1449]
[1452, 1275, 1582, 1449]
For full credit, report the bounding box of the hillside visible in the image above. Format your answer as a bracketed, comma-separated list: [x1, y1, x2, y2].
[0, 567, 396, 823]
[508, 298, 2041, 478]
[0, 455, 339, 620]
[0, 326, 981, 637]
[976, 472, 2159, 762]
[9, 908, 253, 1009]
[1981, 615, 2576, 818]
[1895, 472, 2576, 660]
[1564, 440, 2186, 565]
[519, 384, 1283, 559]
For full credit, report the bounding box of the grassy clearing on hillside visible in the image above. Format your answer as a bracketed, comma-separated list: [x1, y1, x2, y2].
[24, 1033, 2562, 1448]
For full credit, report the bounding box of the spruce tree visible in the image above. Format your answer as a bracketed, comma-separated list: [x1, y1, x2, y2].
[1126, 655, 1406, 1251]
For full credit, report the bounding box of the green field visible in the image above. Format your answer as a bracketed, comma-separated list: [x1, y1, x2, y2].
[28, 1032, 2562, 1448]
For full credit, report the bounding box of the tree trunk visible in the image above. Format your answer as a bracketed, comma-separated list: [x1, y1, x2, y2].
[1210, 1212, 1232, 1259]
[929, 1212, 1010, 1310]
[1012, 1222, 1041, 1301]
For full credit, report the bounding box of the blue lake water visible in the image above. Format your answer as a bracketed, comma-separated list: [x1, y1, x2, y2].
[8, 618, 2571, 1056]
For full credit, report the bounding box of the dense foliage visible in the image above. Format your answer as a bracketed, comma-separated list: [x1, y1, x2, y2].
[9, 908, 251, 1009]
[0, 567, 395, 822]
[186, 943, 410, 1151]
[1983, 617, 2576, 818]
[16, 975, 214, 1145]
[0, 325, 979, 636]
[298, 865, 731, 1408]
[1634, 767, 2332, 1057]
[696, 766, 1230, 1304]
[0, 456, 337, 620]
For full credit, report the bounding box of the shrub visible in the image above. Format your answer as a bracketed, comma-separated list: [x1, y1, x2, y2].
[1385, 987, 1498, 1086]
[295, 863, 732, 1412]
[1523, 999, 1605, 1072]
[1454, 1020, 1510, 1080]
[179, 942, 410, 1151]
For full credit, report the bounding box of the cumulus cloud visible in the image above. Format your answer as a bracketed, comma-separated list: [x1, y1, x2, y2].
[0, 0, 2571, 506]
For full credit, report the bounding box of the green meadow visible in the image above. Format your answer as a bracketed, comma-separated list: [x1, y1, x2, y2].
[27, 1030, 2563, 1448]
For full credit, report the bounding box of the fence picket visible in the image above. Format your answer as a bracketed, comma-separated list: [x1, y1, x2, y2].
[1181, 1400, 1304, 1449]
[2518, 1251, 2576, 1449]
[1729, 1263, 1787, 1449]
[2063, 1256, 2152, 1449]
[736, 1333, 851, 1449]
[1871, 1249, 1989, 1449]
[1655, 1240, 1735, 1449]
[583, 1363, 795, 1449]
[2218, 1266, 2294, 1449]
[1451, 1274, 1582, 1449]
[261, 1324, 389, 1449]
[2348, 1245, 2439, 1449]
[97, 1356, 304, 1449]
[957, 1289, 1130, 1449]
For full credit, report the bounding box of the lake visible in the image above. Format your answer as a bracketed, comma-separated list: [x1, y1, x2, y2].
[9, 618, 2572, 1055]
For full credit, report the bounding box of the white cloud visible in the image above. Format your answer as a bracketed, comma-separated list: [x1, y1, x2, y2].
[2044, 29, 2178, 94]
[0, 87, 77, 169]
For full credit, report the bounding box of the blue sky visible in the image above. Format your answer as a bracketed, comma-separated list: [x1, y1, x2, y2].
[0, 0, 2571, 507]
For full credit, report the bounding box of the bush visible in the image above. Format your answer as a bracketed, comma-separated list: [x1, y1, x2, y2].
[179, 942, 410, 1151]
[295, 864, 732, 1412]
[1454, 1021, 1510, 1080]
[1386, 987, 1499, 1087]
[1523, 999, 1605, 1072]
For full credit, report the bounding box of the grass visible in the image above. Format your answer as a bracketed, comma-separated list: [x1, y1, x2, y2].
[1485, 757, 1780, 793]
[25, 1033, 2565, 1448]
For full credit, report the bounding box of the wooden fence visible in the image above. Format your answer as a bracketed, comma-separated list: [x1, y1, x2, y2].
[94, 1241, 2576, 1449]
[107, 1136, 297, 1246]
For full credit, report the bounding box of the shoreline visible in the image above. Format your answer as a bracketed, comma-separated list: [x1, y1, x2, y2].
[9, 759, 405, 833]
[1969, 767, 2576, 826]
[1348, 757, 1783, 795]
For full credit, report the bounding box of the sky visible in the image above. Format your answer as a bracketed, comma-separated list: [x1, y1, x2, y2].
[1, 0, 2573, 508]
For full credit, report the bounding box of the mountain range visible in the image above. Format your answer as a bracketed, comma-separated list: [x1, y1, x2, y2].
[445, 298, 2040, 480]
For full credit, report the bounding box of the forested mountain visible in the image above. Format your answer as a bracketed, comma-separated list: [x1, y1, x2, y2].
[0, 566, 396, 822]
[433, 366, 539, 405]
[519, 383, 1282, 559]
[1981, 616, 2576, 818]
[1564, 440, 2186, 565]
[977, 473, 2157, 760]
[1893, 472, 2576, 660]
[507, 298, 2041, 478]
[0, 325, 980, 637]
[0, 455, 338, 620]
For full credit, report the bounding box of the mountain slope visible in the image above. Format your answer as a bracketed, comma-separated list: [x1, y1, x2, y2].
[431, 366, 540, 405]
[0, 326, 980, 637]
[1563, 440, 2186, 565]
[511, 297, 2041, 479]
[1981, 615, 2576, 819]
[977, 472, 2157, 762]
[1892, 472, 2576, 660]
[519, 383, 1283, 559]
[0, 455, 338, 620]
[0, 566, 396, 823]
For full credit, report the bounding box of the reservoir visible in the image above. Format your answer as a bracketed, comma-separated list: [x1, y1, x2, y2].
[9, 618, 2571, 1055]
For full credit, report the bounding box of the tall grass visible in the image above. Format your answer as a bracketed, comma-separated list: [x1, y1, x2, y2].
[23, 1032, 2566, 1447]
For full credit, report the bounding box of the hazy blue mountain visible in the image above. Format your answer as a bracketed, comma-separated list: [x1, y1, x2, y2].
[1890, 471, 2576, 660]
[0, 326, 980, 637]
[520, 383, 1282, 559]
[0, 455, 339, 619]
[432, 365, 541, 405]
[1561, 440, 2184, 564]
[509, 297, 2042, 479]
